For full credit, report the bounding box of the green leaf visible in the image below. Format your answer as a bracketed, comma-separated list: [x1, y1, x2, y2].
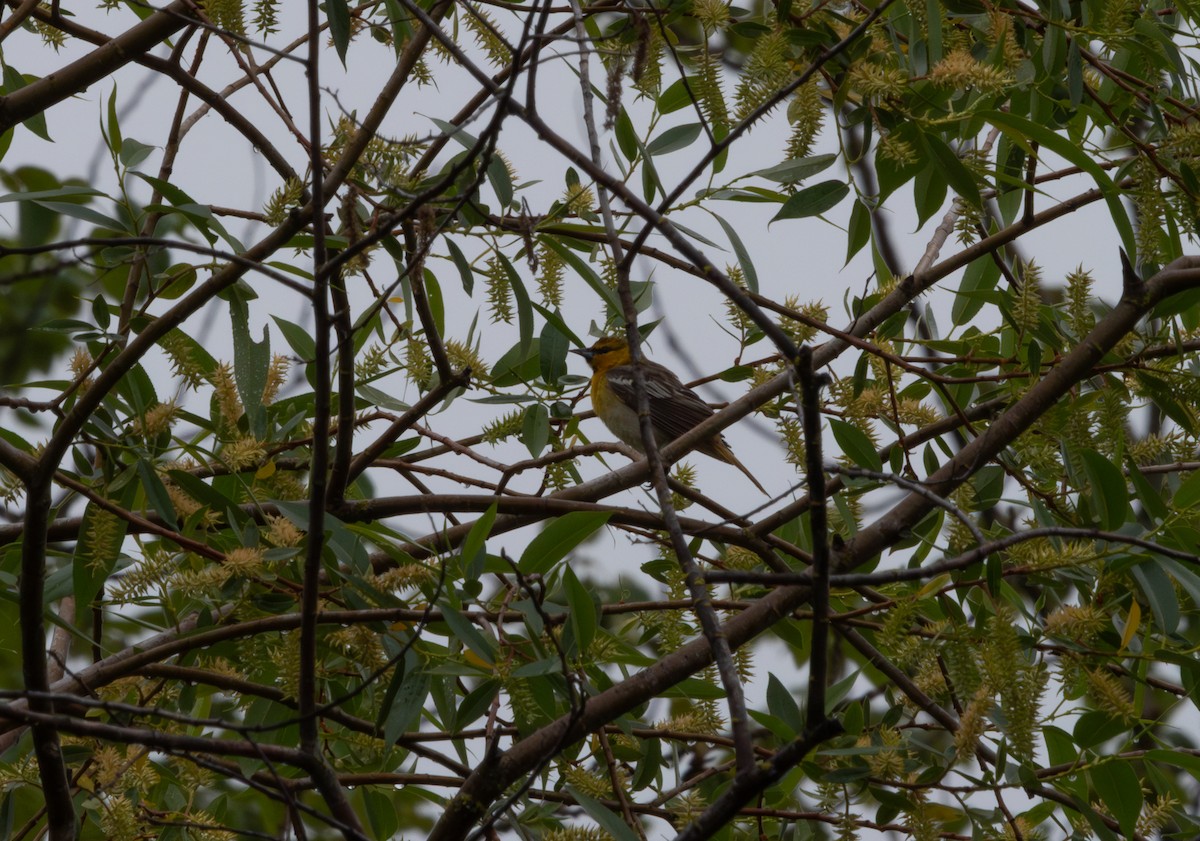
[327, 0, 351, 63]
[1157, 557, 1200, 609]
[750, 153, 837, 184]
[379, 650, 429, 744]
[1131, 370, 1195, 432]
[630, 735, 662, 791]
[912, 162, 948, 228]
[1131, 561, 1180, 635]
[919, 133, 981, 207]
[1080, 449, 1128, 531]
[92, 294, 110, 331]
[154, 263, 198, 300]
[971, 465, 1004, 510]
[563, 565, 597, 658]
[137, 460, 177, 525]
[512, 656, 564, 677]
[765, 673, 803, 735]
[271, 315, 317, 360]
[2, 65, 51, 140]
[538, 237, 621, 313]
[1174, 467, 1200, 510]
[230, 289, 270, 439]
[430, 118, 479, 150]
[487, 155, 513, 207]
[119, 137, 155, 168]
[460, 504, 497, 583]
[491, 338, 542, 387]
[924, 0, 942, 63]
[1042, 724, 1076, 767]
[539, 318, 568, 385]
[105, 84, 122, 152]
[615, 108, 638, 161]
[566, 787, 641, 841]
[1128, 465, 1167, 522]
[846, 198, 872, 264]
[982, 111, 1136, 260]
[495, 252, 533, 352]
[771, 180, 849, 221]
[530, 301, 583, 350]
[440, 607, 496, 666]
[116, 362, 157, 417]
[1146, 747, 1200, 782]
[0, 186, 102, 204]
[132, 173, 245, 249]
[160, 328, 219, 386]
[1073, 711, 1126, 748]
[829, 419, 882, 472]
[657, 78, 694, 114]
[166, 470, 238, 514]
[711, 212, 758, 293]
[363, 788, 399, 840]
[454, 679, 501, 728]
[445, 238, 474, 295]
[519, 511, 612, 575]
[521, 403, 550, 457]
[646, 122, 703, 155]
[272, 500, 368, 570]
[1088, 761, 1142, 838]
[33, 200, 125, 232]
[72, 496, 131, 614]
[422, 268, 446, 338]
[1067, 38, 1083, 106]
[951, 254, 1001, 325]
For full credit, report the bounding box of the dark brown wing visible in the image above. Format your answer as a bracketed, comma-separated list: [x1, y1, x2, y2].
[604, 360, 716, 443]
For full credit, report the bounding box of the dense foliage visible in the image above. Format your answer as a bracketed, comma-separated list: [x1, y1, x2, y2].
[2, 0, 1200, 839]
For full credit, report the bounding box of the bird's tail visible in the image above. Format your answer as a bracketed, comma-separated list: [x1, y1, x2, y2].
[710, 438, 768, 495]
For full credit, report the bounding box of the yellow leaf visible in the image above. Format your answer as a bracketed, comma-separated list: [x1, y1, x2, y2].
[922, 803, 963, 824]
[1119, 601, 1141, 652]
[916, 573, 951, 599]
[255, 460, 276, 480]
[463, 650, 494, 671]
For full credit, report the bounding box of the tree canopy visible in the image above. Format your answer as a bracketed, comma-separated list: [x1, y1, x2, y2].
[2, 0, 1200, 839]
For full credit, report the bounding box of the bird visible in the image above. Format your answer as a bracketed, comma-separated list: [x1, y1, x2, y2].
[570, 335, 767, 494]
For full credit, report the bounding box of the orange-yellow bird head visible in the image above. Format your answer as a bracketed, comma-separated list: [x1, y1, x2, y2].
[569, 336, 632, 372]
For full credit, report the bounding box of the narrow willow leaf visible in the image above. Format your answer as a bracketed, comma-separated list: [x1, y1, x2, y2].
[1089, 762, 1142, 838]
[563, 565, 597, 657]
[771, 180, 849, 221]
[566, 787, 642, 841]
[445, 238, 475, 295]
[983, 111, 1136, 259]
[646, 122, 703, 155]
[521, 403, 549, 457]
[440, 606, 496, 666]
[1080, 449, 1128, 531]
[327, 0, 351, 63]
[711, 211, 758, 292]
[829, 419, 882, 472]
[137, 459, 177, 525]
[519, 511, 611, 575]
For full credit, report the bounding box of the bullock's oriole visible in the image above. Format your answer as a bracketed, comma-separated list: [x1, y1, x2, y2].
[570, 336, 767, 494]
